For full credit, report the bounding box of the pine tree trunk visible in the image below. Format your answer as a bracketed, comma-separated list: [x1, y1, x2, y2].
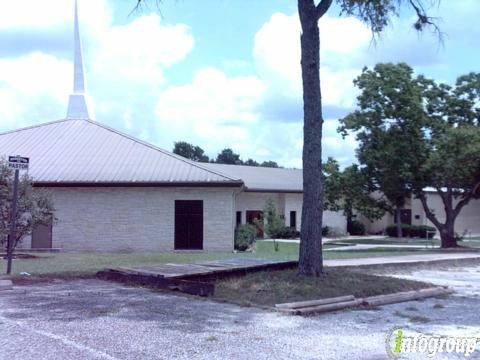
[298, 2, 324, 276]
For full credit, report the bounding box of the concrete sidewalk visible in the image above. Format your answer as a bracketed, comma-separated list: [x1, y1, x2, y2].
[325, 252, 480, 267]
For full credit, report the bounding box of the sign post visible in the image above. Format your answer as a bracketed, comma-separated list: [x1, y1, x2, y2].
[6, 156, 29, 275]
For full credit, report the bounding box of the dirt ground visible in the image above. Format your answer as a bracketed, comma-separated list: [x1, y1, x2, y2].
[0, 264, 479, 359]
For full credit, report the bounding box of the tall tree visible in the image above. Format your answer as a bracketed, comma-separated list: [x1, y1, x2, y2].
[215, 148, 242, 165]
[340, 63, 480, 248]
[244, 159, 259, 166]
[135, 0, 439, 275]
[297, 0, 438, 275]
[339, 63, 425, 237]
[173, 141, 210, 162]
[260, 161, 279, 168]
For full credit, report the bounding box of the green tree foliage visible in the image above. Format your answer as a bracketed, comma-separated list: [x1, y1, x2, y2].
[260, 161, 279, 168]
[215, 148, 242, 165]
[244, 159, 259, 166]
[261, 198, 285, 238]
[0, 160, 55, 249]
[173, 141, 209, 162]
[339, 63, 480, 248]
[339, 63, 425, 237]
[323, 157, 386, 224]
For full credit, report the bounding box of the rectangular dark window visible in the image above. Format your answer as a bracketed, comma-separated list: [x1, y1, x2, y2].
[290, 211, 297, 229]
[236, 211, 242, 226]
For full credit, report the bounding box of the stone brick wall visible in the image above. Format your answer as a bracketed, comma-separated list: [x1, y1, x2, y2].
[46, 187, 236, 252]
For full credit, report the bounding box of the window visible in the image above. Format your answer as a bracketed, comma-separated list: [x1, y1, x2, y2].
[415, 215, 420, 220]
[290, 211, 297, 229]
[236, 211, 242, 226]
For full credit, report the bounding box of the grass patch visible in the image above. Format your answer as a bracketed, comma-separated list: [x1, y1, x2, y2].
[2, 240, 472, 280]
[213, 268, 431, 307]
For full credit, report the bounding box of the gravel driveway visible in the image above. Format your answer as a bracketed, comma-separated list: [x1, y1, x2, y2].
[0, 266, 479, 360]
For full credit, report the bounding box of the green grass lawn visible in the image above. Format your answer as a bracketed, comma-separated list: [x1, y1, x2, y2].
[1, 240, 472, 279]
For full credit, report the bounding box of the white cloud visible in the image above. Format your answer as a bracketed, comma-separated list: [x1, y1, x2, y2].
[253, 12, 370, 107]
[155, 68, 265, 154]
[0, 0, 194, 135]
[151, 12, 370, 165]
[91, 14, 194, 86]
[0, 52, 71, 127]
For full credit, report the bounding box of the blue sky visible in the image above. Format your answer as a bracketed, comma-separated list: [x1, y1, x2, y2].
[0, 0, 479, 168]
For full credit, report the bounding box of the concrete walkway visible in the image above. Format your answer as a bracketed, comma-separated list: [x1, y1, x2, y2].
[325, 243, 436, 251]
[260, 235, 388, 244]
[324, 252, 480, 267]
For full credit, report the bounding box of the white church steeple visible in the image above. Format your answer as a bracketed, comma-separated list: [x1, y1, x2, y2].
[66, 0, 90, 120]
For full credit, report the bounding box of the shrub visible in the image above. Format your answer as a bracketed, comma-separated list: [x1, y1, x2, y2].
[386, 224, 436, 239]
[322, 226, 330, 236]
[235, 224, 256, 251]
[262, 198, 285, 238]
[347, 220, 365, 236]
[410, 225, 436, 239]
[385, 224, 412, 238]
[272, 226, 300, 239]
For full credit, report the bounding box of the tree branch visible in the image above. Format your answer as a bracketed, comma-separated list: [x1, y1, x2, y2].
[453, 181, 480, 218]
[316, 0, 333, 19]
[408, 0, 444, 43]
[418, 193, 442, 230]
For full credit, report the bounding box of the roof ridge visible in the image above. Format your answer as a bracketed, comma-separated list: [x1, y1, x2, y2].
[0, 119, 71, 136]
[206, 163, 302, 171]
[83, 120, 241, 182]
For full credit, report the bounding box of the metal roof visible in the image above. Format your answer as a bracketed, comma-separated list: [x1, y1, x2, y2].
[0, 119, 241, 186]
[204, 163, 303, 192]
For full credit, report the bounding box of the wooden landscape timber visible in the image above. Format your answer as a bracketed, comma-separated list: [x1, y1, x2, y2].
[275, 286, 452, 315]
[361, 286, 453, 307]
[275, 295, 356, 310]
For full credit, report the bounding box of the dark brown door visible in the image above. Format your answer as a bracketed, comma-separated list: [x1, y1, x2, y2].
[175, 200, 203, 250]
[31, 220, 52, 249]
[246, 210, 263, 238]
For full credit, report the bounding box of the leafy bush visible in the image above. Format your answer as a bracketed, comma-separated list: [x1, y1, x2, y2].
[322, 226, 330, 236]
[410, 225, 436, 239]
[385, 224, 436, 239]
[271, 226, 300, 239]
[234, 224, 256, 251]
[347, 220, 366, 236]
[385, 224, 412, 237]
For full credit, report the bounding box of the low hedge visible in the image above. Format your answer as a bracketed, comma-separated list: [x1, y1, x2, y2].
[347, 220, 366, 236]
[272, 226, 300, 239]
[385, 224, 436, 239]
